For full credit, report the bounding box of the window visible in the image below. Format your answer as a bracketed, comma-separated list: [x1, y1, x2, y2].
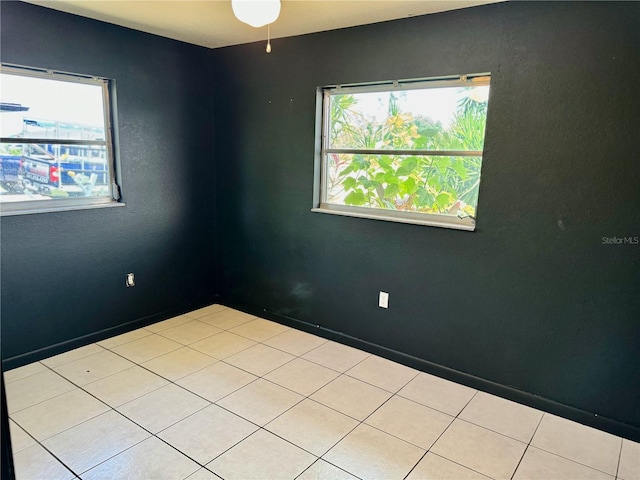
[313, 74, 490, 230]
[0, 64, 120, 215]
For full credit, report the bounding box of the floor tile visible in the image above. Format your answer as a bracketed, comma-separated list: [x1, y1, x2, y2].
[514, 447, 615, 479]
[302, 341, 369, 373]
[365, 395, 453, 449]
[186, 468, 223, 480]
[157, 320, 222, 345]
[111, 333, 182, 363]
[430, 419, 527, 479]
[398, 372, 477, 416]
[117, 383, 210, 433]
[346, 355, 418, 393]
[97, 327, 153, 349]
[184, 303, 229, 319]
[310, 375, 391, 421]
[9, 419, 36, 453]
[229, 318, 290, 342]
[531, 414, 621, 475]
[216, 378, 303, 426]
[459, 391, 543, 443]
[198, 308, 255, 330]
[158, 404, 258, 465]
[13, 443, 75, 480]
[83, 365, 169, 407]
[5, 369, 76, 414]
[297, 460, 359, 480]
[4, 362, 47, 383]
[263, 328, 327, 356]
[264, 358, 339, 396]
[224, 343, 295, 376]
[190, 331, 256, 359]
[145, 314, 192, 333]
[82, 436, 200, 480]
[618, 439, 640, 480]
[41, 343, 105, 368]
[177, 362, 257, 402]
[406, 452, 491, 480]
[42, 410, 150, 475]
[266, 398, 358, 456]
[324, 423, 425, 480]
[141, 347, 217, 381]
[53, 349, 134, 386]
[207, 429, 315, 480]
[11, 388, 109, 441]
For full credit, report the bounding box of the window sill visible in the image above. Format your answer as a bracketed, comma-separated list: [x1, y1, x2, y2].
[0, 199, 125, 216]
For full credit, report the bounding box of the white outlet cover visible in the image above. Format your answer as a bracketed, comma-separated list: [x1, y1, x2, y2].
[379, 291, 389, 308]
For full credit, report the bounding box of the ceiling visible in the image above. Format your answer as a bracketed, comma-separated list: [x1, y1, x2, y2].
[24, 0, 502, 49]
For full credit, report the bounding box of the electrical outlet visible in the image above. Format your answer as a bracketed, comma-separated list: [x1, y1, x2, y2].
[379, 291, 389, 309]
[126, 273, 135, 287]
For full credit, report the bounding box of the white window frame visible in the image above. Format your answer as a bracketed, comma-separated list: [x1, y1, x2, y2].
[0, 64, 122, 216]
[312, 73, 490, 231]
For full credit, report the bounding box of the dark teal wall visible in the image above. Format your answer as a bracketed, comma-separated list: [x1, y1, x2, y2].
[0, 1, 217, 362]
[212, 1, 640, 435]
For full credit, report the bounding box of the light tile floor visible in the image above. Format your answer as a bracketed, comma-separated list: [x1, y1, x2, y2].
[5, 304, 640, 480]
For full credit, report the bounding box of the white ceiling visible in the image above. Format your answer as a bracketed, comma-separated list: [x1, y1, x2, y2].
[24, 0, 502, 49]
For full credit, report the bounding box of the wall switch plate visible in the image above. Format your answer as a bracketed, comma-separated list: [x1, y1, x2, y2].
[126, 273, 135, 287]
[379, 291, 389, 308]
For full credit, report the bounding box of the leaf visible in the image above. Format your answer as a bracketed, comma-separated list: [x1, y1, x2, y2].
[384, 183, 399, 198]
[435, 193, 451, 209]
[344, 191, 367, 206]
[415, 187, 434, 207]
[402, 177, 417, 195]
[342, 177, 357, 190]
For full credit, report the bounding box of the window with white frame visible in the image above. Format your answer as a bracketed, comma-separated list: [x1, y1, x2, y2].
[0, 64, 120, 215]
[313, 74, 491, 230]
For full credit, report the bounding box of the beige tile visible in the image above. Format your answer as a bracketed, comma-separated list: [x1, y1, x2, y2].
[324, 423, 425, 480]
[198, 308, 255, 330]
[346, 355, 418, 393]
[264, 358, 339, 396]
[142, 347, 217, 381]
[184, 303, 229, 319]
[111, 333, 182, 363]
[302, 341, 369, 373]
[82, 436, 200, 480]
[97, 327, 152, 349]
[266, 399, 358, 456]
[431, 419, 527, 479]
[459, 392, 543, 443]
[224, 344, 295, 376]
[263, 329, 327, 356]
[9, 420, 36, 453]
[5, 369, 76, 414]
[398, 372, 477, 416]
[297, 460, 359, 480]
[157, 320, 222, 345]
[41, 343, 105, 368]
[365, 395, 453, 450]
[186, 468, 223, 480]
[216, 378, 303, 426]
[158, 404, 258, 465]
[42, 410, 150, 474]
[190, 331, 256, 359]
[83, 365, 169, 407]
[207, 429, 315, 480]
[310, 375, 391, 421]
[177, 362, 257, 402]
[11, 388, 109, 441]
[531, 414, 621, 475]
[229, 318, 289, 342]
[145, 314, 192, 333]
[53, 350, 134, 386]
[618, 439, 640, 480]
[13, 443, 75, 480]
[513, 446, 614, 480]
[4, 362, 47, 383]
[407, 452, 491, 480]
[117, 383, 210, 433]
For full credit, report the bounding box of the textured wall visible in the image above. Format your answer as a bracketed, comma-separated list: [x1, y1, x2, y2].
[0, 2, 217, 362]
[212, 2, 640, 433]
